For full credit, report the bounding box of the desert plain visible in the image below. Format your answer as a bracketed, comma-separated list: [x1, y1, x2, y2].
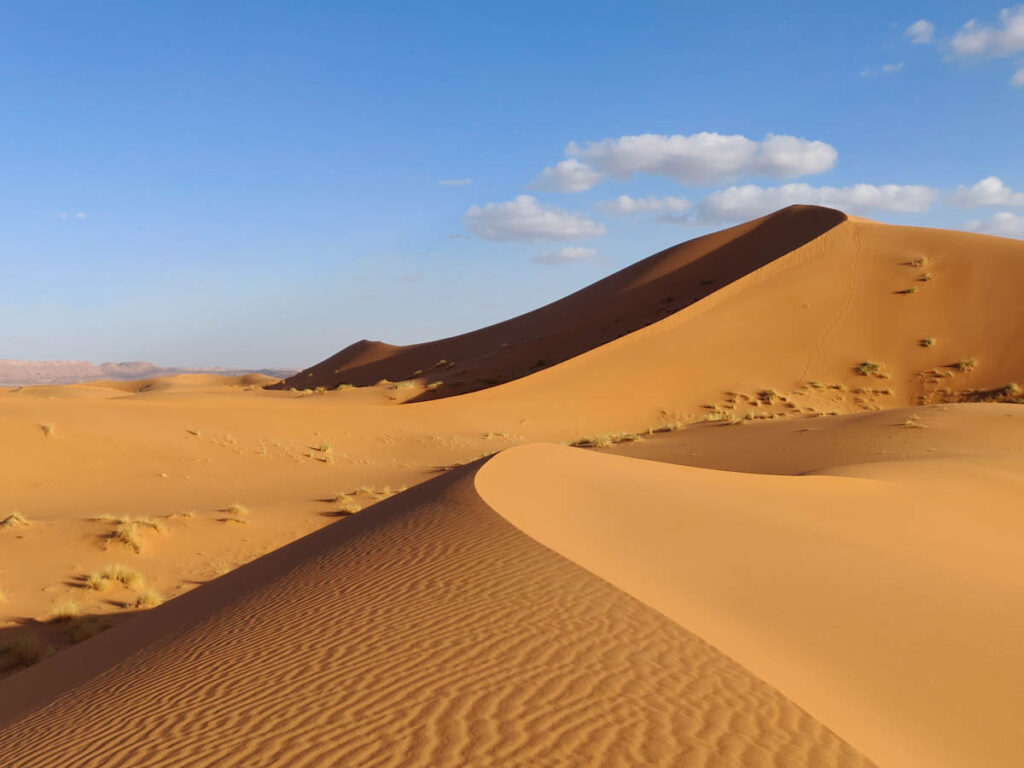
[1, 205, 1023, 767]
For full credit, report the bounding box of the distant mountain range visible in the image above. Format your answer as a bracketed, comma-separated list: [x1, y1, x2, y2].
[0, 359, 298, 387]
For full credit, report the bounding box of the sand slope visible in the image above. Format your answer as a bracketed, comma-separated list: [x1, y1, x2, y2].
[0, 462, 872, 768]
[477, 408, 1024, 768]
[277, 206, 846, 397]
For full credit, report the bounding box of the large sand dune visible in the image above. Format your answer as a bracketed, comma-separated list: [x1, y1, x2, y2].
[2, 207, 1023, 766]
[0, 460, 874, 768]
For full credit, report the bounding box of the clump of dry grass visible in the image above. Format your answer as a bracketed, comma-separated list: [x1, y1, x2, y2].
[895, 287, 918, 295]
[902, 415, 927, 428]
[134, 517, 167, 534]
[855, 361, 883, 376]
[40, 423, 55, 437]
[225, 503, 249, 516]
[0, 511, 30, 529]
[110, 522, 142, 553]
[48, 599, 80, 623]
[425, 381, 443, 390]
[920, 337, 936, 348]
[908, 256, 928, 267]
[1, 635, 45, 669]
[134, 589, 164, 609]
[89, 564, 144, 591]
[955, 358, 978, 373]
[68, 618, 112, 644]
[918, 272, 933, 282]
[392, 380, 415, 390]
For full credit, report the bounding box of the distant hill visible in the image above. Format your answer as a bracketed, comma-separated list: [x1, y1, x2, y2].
[0, 360, 297, 387]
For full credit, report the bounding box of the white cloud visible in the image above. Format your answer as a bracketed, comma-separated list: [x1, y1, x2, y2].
[463, 195, 606, 242]
[439, 178, 472, 186]
[1013, 66, 1024, 86]
[906, 19, 935, 45]
[964, 211, 1024, 238]
[531, 246, 598, 265]
[564, 132, 837, 185]
[529, 158, 603, 193]
[951, 176, 1024, 207]
[696, 183, 938, 223]
[58, 212, 87, 220]
[597, 195, 690, 215]
[862, 62, 905, 77]
[75, 212, 87, 219]
[950, 6, 1024, 57]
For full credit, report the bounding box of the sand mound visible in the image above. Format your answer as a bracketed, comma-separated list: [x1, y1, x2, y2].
[476, 414, 1024, 768]
[275, 205, 847, 397]
[0, 462, 872, 768]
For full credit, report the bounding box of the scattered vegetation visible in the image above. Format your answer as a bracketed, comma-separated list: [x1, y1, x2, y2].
[134, 589, 164, 609]
[920, 337, 936, 348]
[87, 564, 144, 591]
[954, 358, 978, 373]
[908, 256, 928, 267]
[392, 381, 416, 390]
[855, 361, 883, 376]
[0, 511, 30, 529]
[48, 599, 80, 623]
[570, 432, 645, 448]
[918, 272, 933, 282]
[110, 522, 142, 553]
[895, 287, 918, 295]
[225, 504, 249, 516]
[426, 381, 443, 390]
[40, 423, 55, 438]
[902, 416, 927, 428]
[0, 635, 45, 669]
[68, 618, 112, 644]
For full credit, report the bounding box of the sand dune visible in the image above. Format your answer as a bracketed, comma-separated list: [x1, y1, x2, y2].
[0, 462, 873, 768]
[478, 411, 1024, 768]
[277, 205, 846, 397]
[2, 207, 1023, 766]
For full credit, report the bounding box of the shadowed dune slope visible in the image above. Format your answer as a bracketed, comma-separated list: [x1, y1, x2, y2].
[275, 205, 847, 397]
[476, 410, 1024, 768]
[428, 214, 1024, 434]
[0, 463, 872, 768]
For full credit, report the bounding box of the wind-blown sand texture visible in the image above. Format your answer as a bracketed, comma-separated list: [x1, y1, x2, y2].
[2, 206, 1022, 766]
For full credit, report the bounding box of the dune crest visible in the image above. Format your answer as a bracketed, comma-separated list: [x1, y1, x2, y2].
[0, 463, 872, 767]
[275, 205, 847, 397]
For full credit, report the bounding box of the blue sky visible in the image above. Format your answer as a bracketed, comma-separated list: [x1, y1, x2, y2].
[1, 1, 1021, 368]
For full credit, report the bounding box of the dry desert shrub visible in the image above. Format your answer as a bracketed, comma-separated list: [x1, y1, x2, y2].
[955, 358, 978, 373]
[855, 361, 883, 376]
[920, 337, 936, 348]
[110, 522, 142, 553]
[40, 423, 55, 437]
[90, 564, 144, 590]
[0, 511, 29, 529]
[68, 618, 112, 644]
[48, 599, 80, 623]
[134, 589, 164, 609]
[0, 635, 45, 669]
